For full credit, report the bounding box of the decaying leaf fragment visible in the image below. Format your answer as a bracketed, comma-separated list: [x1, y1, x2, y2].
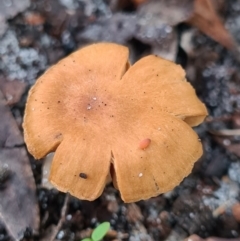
[187, 0, 236, 50]
[0, 90, 39, 240]
[0, 148, 39, 241]
[23, 43, 207, 202]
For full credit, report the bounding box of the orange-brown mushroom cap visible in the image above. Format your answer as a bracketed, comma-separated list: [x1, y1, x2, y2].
[23, 43, 208, 202]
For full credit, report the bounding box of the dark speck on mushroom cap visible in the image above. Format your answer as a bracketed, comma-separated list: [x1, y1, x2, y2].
[79, 173, 87, 179]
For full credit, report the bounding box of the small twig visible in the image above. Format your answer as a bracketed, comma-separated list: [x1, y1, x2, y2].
[212, 200, 235, 217]
[40, 193, 69, 241]
[205, 116, 232, 123]
[209, 129, 240, 136]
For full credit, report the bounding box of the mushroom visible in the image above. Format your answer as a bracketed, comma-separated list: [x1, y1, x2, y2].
[23, 43, 207, 203]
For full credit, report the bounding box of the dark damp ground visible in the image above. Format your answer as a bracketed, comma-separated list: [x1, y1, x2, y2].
[1, 1, 240, 241]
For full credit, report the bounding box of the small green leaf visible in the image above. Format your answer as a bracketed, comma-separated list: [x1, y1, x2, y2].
[81, 238, 92, 241]
[91, 222, 110, 241]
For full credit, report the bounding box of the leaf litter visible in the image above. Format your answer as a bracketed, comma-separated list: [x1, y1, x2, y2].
[0, 90, 39, 240]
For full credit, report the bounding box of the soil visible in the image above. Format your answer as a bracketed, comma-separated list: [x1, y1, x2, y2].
[1, 0, 240, 241]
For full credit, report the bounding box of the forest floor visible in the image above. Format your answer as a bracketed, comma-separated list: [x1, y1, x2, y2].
[1, 1, 240, 241]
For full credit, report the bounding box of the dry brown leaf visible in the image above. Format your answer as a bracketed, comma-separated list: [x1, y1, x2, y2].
[0, 148, 39, 241]
[187, 0, 236, 50]
[0, 89, 39, 240]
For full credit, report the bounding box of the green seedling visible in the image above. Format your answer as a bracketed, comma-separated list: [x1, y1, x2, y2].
[81, 222, 110, 241]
